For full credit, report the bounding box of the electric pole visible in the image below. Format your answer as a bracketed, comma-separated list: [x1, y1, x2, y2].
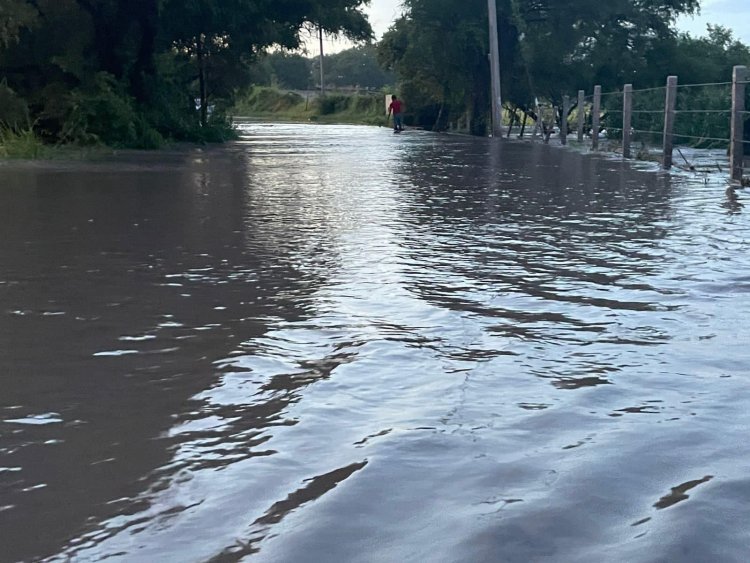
[487, 0, 503, 137]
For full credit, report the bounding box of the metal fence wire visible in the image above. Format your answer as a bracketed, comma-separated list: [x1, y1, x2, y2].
[544, 67, 750, 180]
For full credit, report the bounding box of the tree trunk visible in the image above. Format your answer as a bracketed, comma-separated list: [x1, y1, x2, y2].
[519, 112, 528, 137]
[130, 0, 158, 103]
[76, 0, 125, 78]
[433, 100, 445, 132]
[197, 35, 207, 127]
[507, 109, 518, 138]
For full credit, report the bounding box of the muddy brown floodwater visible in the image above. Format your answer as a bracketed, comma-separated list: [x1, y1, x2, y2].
[1, 122, 749, 562]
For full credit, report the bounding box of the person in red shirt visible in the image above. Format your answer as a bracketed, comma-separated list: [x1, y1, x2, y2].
[387, 95, 404, 132]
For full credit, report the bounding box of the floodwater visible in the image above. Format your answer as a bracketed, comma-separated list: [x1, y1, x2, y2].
[1, 123, 749, 562]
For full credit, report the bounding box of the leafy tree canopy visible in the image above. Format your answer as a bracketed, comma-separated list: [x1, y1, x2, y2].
[0, 0, 38, 47]
[0, 0, 373, 145]
[378, 0, 705, 134]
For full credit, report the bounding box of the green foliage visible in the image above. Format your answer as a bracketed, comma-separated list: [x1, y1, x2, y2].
[250, 45, 394, 92]
[162, 0, 373, 126]
[378, 0, 519, 134]
[599, 26, 750, 148]
[310, 0, 372, 41]
[0, 124, 44, 158]
[509, 0, 699, 103]
[316, 94, 350, 115]
[0, 0, 38, 47]
[668, 26, 750, 85]
[315, 44, 394, 89]
[314, 92, 382, 120]
[265, 52, 313, 90]
[61, 74, 163, 149]
[0, 0, 373, 152]
[0, 81, 28, 129]
[234, 86, 384, 125]
[237, 87, 306, 113]
[379, 0, 705, 135]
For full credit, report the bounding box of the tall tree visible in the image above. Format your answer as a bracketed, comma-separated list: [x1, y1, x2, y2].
[161, 0, 372, 125]
[379, 0, 701, 134]
[0, 0, 373, 143]
[315, 44, 393, 89]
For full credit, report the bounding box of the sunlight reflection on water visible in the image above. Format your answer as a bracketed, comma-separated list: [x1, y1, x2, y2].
[1, 122, 749, 562]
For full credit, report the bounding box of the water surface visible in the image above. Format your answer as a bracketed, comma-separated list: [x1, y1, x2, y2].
[1, 123, 749, 562]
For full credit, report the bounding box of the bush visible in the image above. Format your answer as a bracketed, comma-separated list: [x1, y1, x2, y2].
[0, 126, 45, 159]
[61, 73, 164, 149]
[0, 82, 30, 131]
[235, 87, 305, 114]
[316, 94, 349, 115]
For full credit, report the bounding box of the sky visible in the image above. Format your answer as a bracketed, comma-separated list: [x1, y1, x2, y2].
[675, 0, 750, 43]
[312, 0, 750, 54]
[363, 0, 750, 42]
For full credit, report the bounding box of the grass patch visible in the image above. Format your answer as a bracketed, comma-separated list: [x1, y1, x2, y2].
[233, 87, 387, 126]
[0, 125, 115, 160]
[0, 126, 47, 158]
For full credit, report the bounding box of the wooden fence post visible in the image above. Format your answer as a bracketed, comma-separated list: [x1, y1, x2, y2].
[662, 76, 678, 169]
[561, 95, 570, 145]
[592, 85, 602, 151]
[622, 84, 633, 158]
[731, 65, 747, 182]
[577, 90, 585, 142]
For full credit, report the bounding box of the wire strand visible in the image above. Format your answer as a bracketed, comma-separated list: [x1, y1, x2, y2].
[633, 129, 667, 136]
[631, 86, 668, 93]
[671, 132, 730, 143]
[676, 81, 733, 89]
[674, 109, 732, 114]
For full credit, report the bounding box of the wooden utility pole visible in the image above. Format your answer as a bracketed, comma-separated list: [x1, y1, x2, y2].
[730, 65, 747, 182]
[197, 35, 207, 127]
[662, 76, 678, 169]
[622, 84, 633, 158]
[318, 26, 325, 95]
[487, 0, 503, 137]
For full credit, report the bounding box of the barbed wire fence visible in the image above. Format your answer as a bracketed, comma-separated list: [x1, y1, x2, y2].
[526, 65, 749, 183]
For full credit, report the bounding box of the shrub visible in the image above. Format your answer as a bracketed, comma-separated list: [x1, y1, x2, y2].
[235, 87, 305, 114]
[316, 94, 349, 115]
[0, 82, 30, 131]
[61, 73, 164, 149]
[0, 126, 45, 159]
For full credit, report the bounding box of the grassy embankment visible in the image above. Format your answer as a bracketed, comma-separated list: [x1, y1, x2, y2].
[0, 87, 384, 159]
[0, 126, 114, 160]
[233, 87, 388, 126]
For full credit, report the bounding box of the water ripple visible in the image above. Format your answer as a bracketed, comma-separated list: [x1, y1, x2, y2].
[1, 122, 749, 562]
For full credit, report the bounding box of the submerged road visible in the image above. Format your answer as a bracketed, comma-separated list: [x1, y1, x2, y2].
[1, 123, 749, 562]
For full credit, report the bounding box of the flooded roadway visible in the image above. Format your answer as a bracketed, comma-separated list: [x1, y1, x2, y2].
[1, 123, 749, 562]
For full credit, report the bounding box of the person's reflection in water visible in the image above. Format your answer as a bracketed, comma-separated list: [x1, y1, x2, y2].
[723, 187, 743, 214]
